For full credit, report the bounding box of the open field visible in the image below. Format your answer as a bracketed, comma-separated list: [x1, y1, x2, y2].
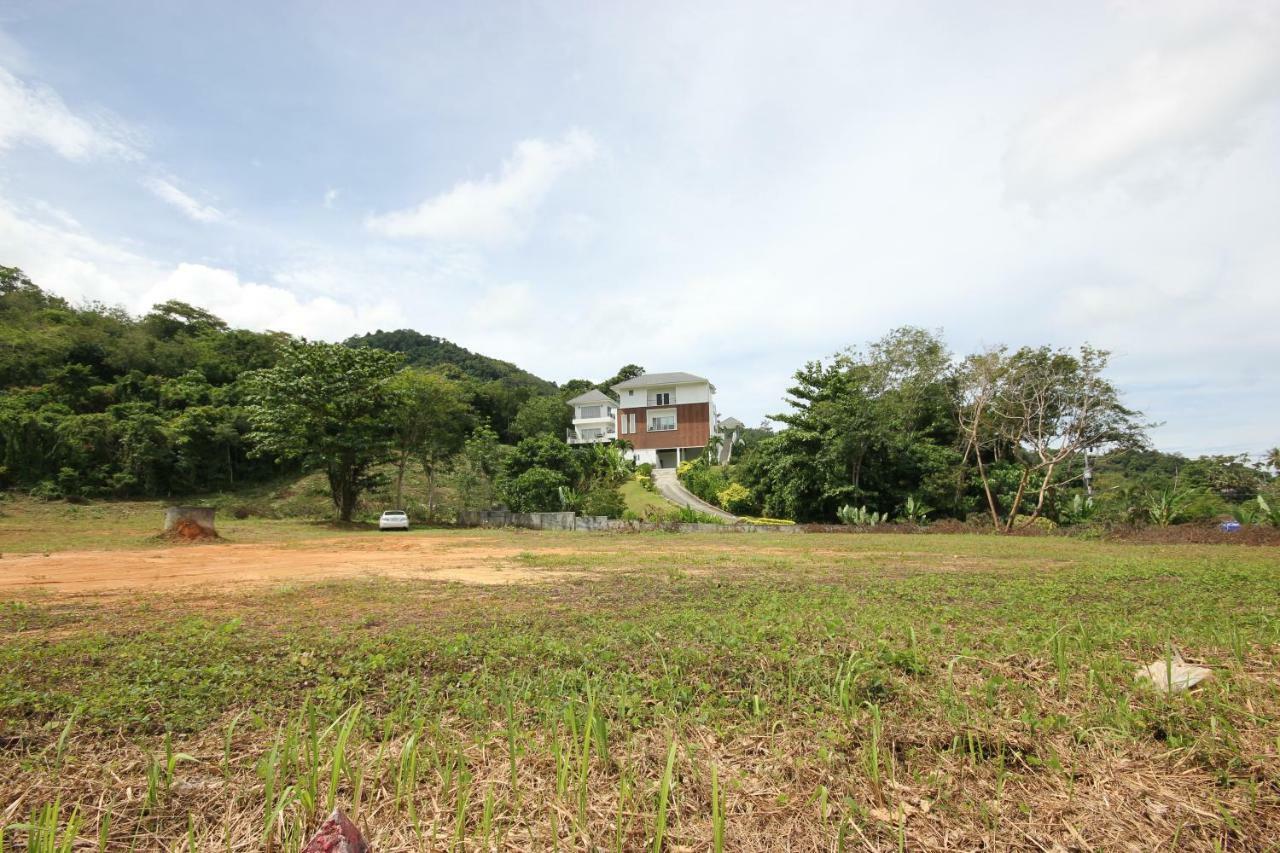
[2, 503, 1279, 850]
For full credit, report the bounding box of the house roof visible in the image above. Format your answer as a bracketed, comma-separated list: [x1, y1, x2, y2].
[565, 388, 617, 406]
[612, 371, 709, 391]
[719, 417, 744, 430]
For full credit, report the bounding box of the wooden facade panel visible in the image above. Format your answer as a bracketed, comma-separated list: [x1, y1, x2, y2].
[618, 402, 711, 449]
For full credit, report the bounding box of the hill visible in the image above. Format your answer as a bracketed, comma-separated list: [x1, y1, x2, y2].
[345, 329, 556, 393]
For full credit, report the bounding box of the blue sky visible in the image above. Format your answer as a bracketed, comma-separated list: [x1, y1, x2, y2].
[1, 1, 1277, 456]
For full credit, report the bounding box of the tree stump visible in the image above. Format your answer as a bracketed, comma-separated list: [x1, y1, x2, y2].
[163, 506, 217, 540]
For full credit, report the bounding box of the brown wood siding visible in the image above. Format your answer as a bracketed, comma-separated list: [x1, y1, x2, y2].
[618, 403, 711, 449]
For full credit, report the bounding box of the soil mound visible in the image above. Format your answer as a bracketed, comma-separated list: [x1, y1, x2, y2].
[158, 518, 220, 542]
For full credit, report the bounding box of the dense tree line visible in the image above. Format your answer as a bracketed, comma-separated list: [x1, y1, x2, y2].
[0, 267, 642, 519]
[727, 328, 1276, 526]
[4, 266, 1273, 527]
[0, 267, 286, 498]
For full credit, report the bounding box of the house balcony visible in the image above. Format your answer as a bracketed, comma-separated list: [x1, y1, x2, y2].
[567, 426, 616, 445]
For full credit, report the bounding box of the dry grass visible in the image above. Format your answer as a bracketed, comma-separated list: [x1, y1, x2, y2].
[1, 514, 1278, 850]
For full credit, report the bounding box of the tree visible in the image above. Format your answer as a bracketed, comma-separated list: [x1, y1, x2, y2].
[598, 364, 645, 394]
[508, 433, 583, 484]
[511, 394, 572, 440]
[448, 423, 507, 511]
[1266, 447, 1280, 476]
[388, 369, 473, 518]
[505, 467, 568, 512]
[958, 345, 1146, 531]
[245, 341, 402, 521]
[754, 328, 960, 521]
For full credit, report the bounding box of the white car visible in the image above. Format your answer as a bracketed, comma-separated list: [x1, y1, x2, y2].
[378, 510, 410, 531]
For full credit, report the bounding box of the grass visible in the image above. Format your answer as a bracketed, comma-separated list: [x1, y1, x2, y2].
[1, 505, 1279, 849]
[619, 479, 680, 518]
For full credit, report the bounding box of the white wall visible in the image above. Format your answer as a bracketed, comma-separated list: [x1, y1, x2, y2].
[618, 381, 712, 407]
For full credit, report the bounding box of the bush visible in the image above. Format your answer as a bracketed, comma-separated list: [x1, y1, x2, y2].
[29, 480, 62, 501]
[679, 460, 729, 506]
[504, 467, 568, 512]
[636, 462, 654, 477]
[837, 505, 885, 526]
[1010, 514, 1058, 532]
[717, 482, 754, 514]
[634, 472, 654, 492]
[582, 485, 626, 518]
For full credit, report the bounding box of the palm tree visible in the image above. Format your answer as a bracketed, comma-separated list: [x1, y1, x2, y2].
[1267, 447, 1280, 476]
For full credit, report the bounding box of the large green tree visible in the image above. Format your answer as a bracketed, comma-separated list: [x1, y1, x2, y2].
[245, 341, 403, 521]
[388, 368, 473, 517]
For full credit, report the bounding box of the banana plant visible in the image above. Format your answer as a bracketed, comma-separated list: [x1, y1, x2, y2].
[899, 495, 931, 525]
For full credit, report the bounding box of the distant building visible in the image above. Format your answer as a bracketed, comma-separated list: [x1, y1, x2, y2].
[565, 371, 740, 467]
[611, 372, 733, 468]
[565, 389, 618, 445]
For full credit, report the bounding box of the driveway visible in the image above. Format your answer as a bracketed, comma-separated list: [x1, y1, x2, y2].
[651, 469, 739, 522]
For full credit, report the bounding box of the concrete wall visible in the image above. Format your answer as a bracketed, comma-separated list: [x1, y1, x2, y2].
[457, 510, 803, 534]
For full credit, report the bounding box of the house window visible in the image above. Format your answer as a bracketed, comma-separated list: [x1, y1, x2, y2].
[649, 414, 676, 432]
[622, 413, 636, 434]
[653, 391, 672, 406]
[579, 405, 601, 419]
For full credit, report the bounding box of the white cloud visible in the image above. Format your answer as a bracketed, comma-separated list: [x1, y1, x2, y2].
[366, 129, 597, 244]
[141, 263, 400, 339]
[324, 188, 340, 208]
[1004, 13, 1280, 203]
[0, 198, 399, 340]
[142, 176, 225, 223]
[0, 65, 139, 161]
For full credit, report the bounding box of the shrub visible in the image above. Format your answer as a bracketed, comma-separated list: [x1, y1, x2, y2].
[504, 467, 568, 512]
[1058, 494, 1095, 526]
[1010, 514, 1058, 532]
[634, 472, 654, 492]
[29, 480, 62, 501]
[637, 462, 654, 477]
[680, 460, 729, 506]
[837, 505, 885, 526]
[582, 485, 626, 518]
[717, 482, 754, 515]
[898, 495, 931, 525]
[674, 505, 725, 524]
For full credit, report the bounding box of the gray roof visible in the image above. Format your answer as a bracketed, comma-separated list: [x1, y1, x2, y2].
[565, 388, 617, 406]
[612, 371, 709, 391]
[719, 417, 744, 429]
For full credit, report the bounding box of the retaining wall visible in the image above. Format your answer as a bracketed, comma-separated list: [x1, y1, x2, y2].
[456, 510, 802, 534]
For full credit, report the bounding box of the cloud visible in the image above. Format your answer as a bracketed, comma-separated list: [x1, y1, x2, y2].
[324, 188, 340, 208]
[1004, 14, 1280, 203]
[0, 65, 139, 161]
[141, 263, 400, 339]
[0, 198, 400, 340]
[366, 129, 597, 244]
[142, 176, 225, 223]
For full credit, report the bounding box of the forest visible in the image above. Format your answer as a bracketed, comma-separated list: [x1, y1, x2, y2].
[2, 266, 1275, 527]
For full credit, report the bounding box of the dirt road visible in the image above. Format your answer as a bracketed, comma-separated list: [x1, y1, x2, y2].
[0, 534, 576, 595]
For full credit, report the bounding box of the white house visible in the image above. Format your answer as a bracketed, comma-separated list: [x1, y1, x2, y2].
[565, 388, 618, 444]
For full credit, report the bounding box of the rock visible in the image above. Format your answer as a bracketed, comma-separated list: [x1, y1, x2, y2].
[302, 810, 368, 853]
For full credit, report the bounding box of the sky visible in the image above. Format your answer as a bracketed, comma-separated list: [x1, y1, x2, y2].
[0, 0, 1277, 457]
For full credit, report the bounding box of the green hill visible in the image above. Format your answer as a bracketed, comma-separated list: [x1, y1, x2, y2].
[346, 329, 556, 393]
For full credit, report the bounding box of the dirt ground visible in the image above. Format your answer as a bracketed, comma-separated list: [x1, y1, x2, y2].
[0, 534, 581, 595]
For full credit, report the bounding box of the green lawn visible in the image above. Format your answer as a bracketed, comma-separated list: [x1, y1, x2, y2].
[619, 477, 680, 517]
[1, 513, 1278, 850]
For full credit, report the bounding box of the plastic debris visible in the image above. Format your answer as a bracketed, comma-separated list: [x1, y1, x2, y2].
[1135, 649, 1211, 693]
